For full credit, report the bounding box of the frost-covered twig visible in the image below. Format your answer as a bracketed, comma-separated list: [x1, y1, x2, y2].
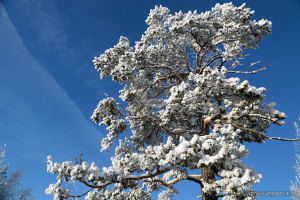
[231, 122, 300, 141]
[228, 62, 272, 74]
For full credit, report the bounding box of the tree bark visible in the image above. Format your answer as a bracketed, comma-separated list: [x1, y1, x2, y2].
[200, 165, 217, 200]
[200, 123, 217, 200]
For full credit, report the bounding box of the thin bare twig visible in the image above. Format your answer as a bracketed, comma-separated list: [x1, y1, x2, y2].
[231, 123, 300, 141]
[228, 62, 272, 74]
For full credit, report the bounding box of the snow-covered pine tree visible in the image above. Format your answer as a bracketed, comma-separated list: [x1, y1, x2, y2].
[0, 144, 34, 200]
[46, 3, 299, 200]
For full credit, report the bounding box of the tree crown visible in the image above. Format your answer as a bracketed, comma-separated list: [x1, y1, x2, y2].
[46, 3, 289, 200]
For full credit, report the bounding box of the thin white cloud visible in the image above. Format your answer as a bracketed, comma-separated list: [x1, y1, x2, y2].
[0, 2, 103, 160]
[9, 0, 105, 92]
[11, 0, 75, 65]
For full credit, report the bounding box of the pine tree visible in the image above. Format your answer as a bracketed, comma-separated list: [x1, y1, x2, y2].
[46, 3, 299, 199]
[0, 144, 34, 200]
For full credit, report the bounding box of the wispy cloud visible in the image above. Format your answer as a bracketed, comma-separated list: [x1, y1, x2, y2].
[6, 0, 106, 92]
[9, 0, 75, 66]
[0, 2, 102, 161]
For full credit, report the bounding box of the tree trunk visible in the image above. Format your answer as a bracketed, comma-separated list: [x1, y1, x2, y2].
[200, 165, 217, 200]
[200, 123, 217, 200]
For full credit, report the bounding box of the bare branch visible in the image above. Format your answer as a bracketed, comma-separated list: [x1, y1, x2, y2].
[68, 188, 93, 198]
[205, 55, 223, 68]
[246, 61, 260, 72]
[186, 175, 202, 185]
[228, 62, 272, 74]
[231, 122, 300, 141]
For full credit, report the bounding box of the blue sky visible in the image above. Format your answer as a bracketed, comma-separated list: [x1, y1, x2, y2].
[0, 0, 299, 199]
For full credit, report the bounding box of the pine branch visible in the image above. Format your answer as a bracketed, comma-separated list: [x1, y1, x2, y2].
[231, 122, 300, 141]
